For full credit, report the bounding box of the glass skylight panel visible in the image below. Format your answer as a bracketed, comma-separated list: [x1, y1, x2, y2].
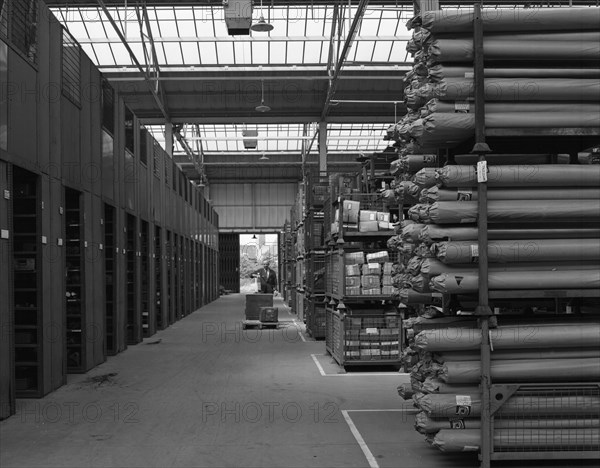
[215, 42, 234, 64]
[251, 41, 269, 65]
[353, 40, 376, 62]
[233, 41, 251, 66]
[270, 42, 285, 64]
[286, 42, 303, 65]
[286, 14, 306, 37]
[389, 41, 407, 63]
[92, 43, 116, 66]
[372, 41, 392, 62]
[163, 42, 184, 65]
[154, 8, 176, 21]
[199, 43, 218, 65]
[303, 41, 321, 64]
[180, 42, 200, 65]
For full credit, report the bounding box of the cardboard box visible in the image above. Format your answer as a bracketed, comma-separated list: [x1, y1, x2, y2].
[345, 264, 361, 276]
[359, 210, 378, 222]
[346, 286, 361, 296]
[343, 200, 360, 223]
[382, 262, 394, 275]
[382, 286, 396, 296]
[259, 307, 279, 323]
[366, 251, 390, 263]
[361, 275, 380, 288]
[345, 276, 361, 287]
[359, 221, 379, 232]
[362, 287, 382, 295]
[377, 212, 391, 230]
[382, 275, 394, 286]
[345, 252, 365, 265]
[362, 263, 381, 276]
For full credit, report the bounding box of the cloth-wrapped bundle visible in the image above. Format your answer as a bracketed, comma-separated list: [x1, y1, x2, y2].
[419, 225, 600, 244]
[412, 167, 439, 188]
[430, 269, 600, 293]
[436, 164, 600, 188]
[418, 200, 600, 224]
[418, 414, 600, 435]
[415, 8, 600, 34]
[421, 377, 477, 395]
[440, 358, 600, 384]
[453, 152, 569, 166]
[427, 39, 600, 63]
[415, 393, 481, 418]
[428, 65, 600, 82]
[415, 324, 600, 352]
[420, 186, 600, 203]
[398, 289, 442, 305]
[436, 239, 600, 264]
[431, 428, 600, 452]
[435, 349, 600, 362]
[397, 383, 415, 400]
[401, 223, 426, 243]
[392, 154, 438, 174]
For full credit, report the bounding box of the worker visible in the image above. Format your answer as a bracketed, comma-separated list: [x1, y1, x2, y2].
[250, 259, 278, 294]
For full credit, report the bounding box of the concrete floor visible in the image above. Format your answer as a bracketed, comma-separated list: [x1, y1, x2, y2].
[0, 294, 596, 468]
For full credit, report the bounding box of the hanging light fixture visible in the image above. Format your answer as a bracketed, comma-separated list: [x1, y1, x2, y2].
[259, 153, 270, 160]
[252, 234, 257, 240]
[251, 0, 274, 32]
[255, 79, 271, 112]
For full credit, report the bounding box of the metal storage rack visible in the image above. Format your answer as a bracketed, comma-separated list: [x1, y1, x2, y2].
[325, 307, 402, 367]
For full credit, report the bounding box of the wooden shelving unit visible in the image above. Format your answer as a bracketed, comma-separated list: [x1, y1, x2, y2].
[125, 214, 139, 344]
[12, 167, 42, 397]
[103, 204, 116, 355]
[140, 220, 150, 337]
[64, 188, 85, 373]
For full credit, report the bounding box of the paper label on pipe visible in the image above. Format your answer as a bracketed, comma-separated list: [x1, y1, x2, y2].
[462, 446, 479, 452]
[41, 236, 48, 244]
[477, 161, 488, 183]
[1, 229, 9, 239]
[457, 188, 473, 201]
[471, 244, 479, 260]
[3, 190, 10, 200]
[456, 395, 472, 406]
[365, 328, 378, 335]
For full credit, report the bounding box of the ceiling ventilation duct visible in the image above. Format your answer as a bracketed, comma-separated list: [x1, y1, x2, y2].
[223, 0, 253, 36]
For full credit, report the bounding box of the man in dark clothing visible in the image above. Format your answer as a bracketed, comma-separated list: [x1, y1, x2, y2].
[251, 259, 278, 294]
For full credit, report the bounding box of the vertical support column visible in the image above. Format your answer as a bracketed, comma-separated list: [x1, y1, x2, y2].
[471, 4, 493, 468]
[164, 122, 174, 159]
[318, 122, 327, 176]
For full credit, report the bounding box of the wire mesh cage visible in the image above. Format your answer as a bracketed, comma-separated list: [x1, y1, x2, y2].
[306, 296, 327, 339]
[306, 174, 331, 209]
[306, 252, 326, 294]
[325, 308, 402, 366]
[490, 383, 600, 459]
[305, 211, 325, 251]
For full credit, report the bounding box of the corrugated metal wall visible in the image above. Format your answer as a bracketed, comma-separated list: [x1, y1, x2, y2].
[211, 182, 298, 231]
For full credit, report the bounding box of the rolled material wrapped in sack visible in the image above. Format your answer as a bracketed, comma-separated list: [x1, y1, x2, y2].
[428, 39, 600, 63]
[421, 377, 478, 395]
[424, 98, 600, 116]
[416, 8, 600, 34]
[454, 152, 570, 166]
[418, 413, 600, 434]
[419, 225, 600, 244]
[398, 289, 442, 305]
[416, 324, 600, 352]
[418, 200, 600, 224]
[401, 223, 426, 243]
[397, 383, 415, 400]
[440, 358, 600, 384]
[420, 186, 600, 203]
[437, 164, 600, 187]
[391, 154, 438, 174]
[436, 349, 600, 362]
[415, 393, 481, 418]
[430, 270, 600, 293]
[436, 239, 600, 264]
[412, 168, 439, 188]
[419, 258, 600, 278]
[428, 65, 600, 81]
[432, 428, 600, 452]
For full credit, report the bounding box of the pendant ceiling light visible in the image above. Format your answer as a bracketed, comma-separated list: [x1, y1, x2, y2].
[255, 79, 271, 113]
[251, 0, 274, 32]
[259, 153, 270, 160]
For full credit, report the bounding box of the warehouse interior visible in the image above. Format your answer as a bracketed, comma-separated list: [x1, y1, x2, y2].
[1, 0, 599, 467]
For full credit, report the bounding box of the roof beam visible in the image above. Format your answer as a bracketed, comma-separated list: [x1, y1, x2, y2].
[96, 0, 169, 120]
[321, 0, 370, 121]
[75, 35, 402, 44]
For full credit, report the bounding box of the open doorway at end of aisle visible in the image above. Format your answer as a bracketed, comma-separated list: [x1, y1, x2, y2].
[239, 234, 279, 294]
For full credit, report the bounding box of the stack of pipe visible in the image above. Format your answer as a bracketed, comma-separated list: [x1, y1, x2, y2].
[397, 7, 600, 148]
[409, 322, 600, 452]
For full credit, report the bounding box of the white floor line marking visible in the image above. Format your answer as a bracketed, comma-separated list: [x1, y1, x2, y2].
[310, 353, 327, 376]
[341, 410, 379, 468]
[293, 321, 307, 342]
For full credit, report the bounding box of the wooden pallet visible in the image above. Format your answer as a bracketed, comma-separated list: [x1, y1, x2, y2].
[242, 320, 279, 330]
